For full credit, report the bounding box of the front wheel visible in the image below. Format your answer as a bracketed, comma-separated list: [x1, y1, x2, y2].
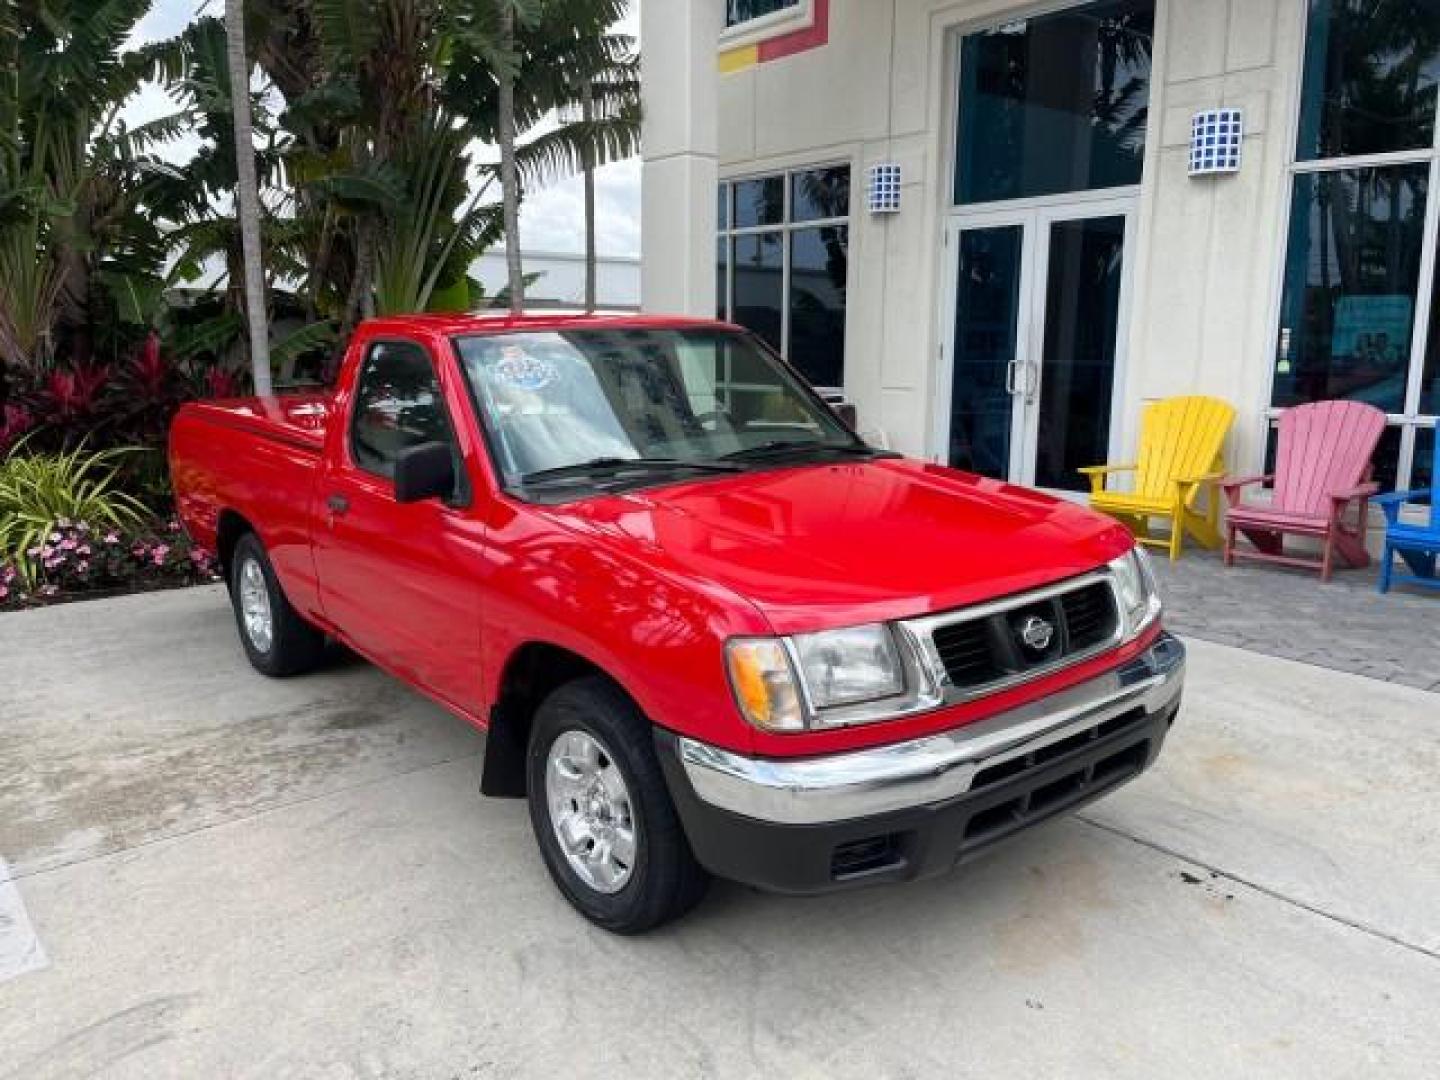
[527, 677, 709, 933]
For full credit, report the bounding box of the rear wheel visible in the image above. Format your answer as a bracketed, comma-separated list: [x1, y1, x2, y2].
[230, 532, 326, 677]
[527, 677, 709, 933]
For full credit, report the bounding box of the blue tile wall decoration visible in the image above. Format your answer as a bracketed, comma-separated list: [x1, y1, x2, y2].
[1190, 108, 1244, 176]
[867, 163, 901, 213]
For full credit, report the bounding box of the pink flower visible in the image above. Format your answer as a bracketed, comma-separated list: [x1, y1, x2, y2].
[0, 584, 8, 600]
[77, 545, 91, 556]
[39, 545, 54, 558]
[49, 532, 61, 543]
[103, 532, 119, 545]
[60, 538, 77, 551]
[151, 544, 171, 565]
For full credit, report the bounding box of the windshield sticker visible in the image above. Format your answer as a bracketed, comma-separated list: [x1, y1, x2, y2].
[494, 348, 558, 392]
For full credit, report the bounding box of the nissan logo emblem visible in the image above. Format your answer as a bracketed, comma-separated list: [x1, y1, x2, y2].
[1018, 614, 1055, 652]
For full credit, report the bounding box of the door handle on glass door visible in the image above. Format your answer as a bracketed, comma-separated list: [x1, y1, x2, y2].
[1005, 359, 1019, 395]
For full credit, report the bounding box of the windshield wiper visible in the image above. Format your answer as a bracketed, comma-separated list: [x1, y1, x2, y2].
[720, 439, 875, 462]
[519, 456, 742, 485]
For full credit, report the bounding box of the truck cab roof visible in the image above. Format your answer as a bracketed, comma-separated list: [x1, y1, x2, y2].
[354, 312, 740, 340]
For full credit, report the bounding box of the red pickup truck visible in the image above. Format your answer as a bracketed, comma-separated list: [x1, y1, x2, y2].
[170, 313, 1183, 932]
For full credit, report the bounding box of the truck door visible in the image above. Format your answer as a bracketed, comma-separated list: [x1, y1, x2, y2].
[312, 337, 485, 716]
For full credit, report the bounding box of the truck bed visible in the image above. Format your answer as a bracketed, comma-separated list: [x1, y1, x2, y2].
[170, 391, 335, 619]
[176, 392, 334, 454]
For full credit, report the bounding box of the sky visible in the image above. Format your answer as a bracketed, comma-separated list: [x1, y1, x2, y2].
[122, 1, 643, 258]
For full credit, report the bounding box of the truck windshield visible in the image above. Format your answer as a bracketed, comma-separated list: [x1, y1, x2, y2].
[454, 327, 868, 490]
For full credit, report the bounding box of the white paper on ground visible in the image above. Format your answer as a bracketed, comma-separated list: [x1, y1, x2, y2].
[0, 857, 49, 983]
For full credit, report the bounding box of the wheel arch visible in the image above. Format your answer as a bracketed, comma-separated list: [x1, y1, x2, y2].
[215, 509, 258, 586]
[481, 641, 639, 798]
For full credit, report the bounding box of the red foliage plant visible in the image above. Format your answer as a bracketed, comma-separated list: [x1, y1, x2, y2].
[38, 365, 111, 420]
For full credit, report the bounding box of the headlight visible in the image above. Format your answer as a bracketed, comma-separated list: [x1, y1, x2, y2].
[727, 624, 931, 733]
[1109, 547, 1162, 639]
[792, 624, 905, 708]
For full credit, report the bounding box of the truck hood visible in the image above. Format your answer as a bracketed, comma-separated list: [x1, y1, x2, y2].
[547, 458, 1135, 635]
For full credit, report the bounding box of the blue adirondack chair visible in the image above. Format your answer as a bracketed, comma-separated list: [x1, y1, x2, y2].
[1376, 428, 1440, 594]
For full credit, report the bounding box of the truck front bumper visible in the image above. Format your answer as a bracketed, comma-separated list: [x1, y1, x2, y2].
[655, 633, 1184, 894]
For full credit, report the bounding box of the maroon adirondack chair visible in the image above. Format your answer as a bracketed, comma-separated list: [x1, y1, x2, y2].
[1222, 400, 1387, 580]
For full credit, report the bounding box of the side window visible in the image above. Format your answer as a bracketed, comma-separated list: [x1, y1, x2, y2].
[350, 341, 455, 479]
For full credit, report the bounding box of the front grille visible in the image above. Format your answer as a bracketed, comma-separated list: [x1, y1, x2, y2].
[929, 579, 1119, 692]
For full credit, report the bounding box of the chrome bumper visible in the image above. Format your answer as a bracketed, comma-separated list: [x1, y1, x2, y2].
[678, 634, 1184, 826]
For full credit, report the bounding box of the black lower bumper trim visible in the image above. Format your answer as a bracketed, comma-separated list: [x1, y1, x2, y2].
[656, 695, 1179, 896]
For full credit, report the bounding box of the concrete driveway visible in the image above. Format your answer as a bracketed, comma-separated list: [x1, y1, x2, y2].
[1, 585, 1436, 1078]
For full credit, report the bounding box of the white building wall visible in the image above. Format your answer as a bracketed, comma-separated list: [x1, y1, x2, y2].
[714, 0, 1306, 473]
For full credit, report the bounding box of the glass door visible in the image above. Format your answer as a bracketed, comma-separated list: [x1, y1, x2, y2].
[942, 215, 1033, 479]
[939, 200, 1135, 492]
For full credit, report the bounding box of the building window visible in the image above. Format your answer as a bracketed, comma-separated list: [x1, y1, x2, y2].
[717, 165, 850, 391]
[1273, 0, 1440, 490]
[726, 0, 800, 30]
[954, 0, 1155, 206]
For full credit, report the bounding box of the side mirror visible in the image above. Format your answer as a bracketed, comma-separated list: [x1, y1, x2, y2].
[394, 441, 458, 504]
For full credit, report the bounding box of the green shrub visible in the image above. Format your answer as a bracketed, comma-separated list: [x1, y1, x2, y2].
[0, 440, 148, 582]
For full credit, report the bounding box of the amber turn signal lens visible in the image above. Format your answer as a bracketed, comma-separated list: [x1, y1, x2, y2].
[724, 638, 805, 732]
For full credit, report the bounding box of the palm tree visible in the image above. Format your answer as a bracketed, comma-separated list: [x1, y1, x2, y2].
[537, 30, 640, 310]
[447, 1, 637, 312]
[225, 0, 272, 395]
[496, 2, 525, 312]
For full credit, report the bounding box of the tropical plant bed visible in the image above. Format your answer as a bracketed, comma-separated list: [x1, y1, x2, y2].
[0, 518, 220, 611]
[1, 439, 220, 610]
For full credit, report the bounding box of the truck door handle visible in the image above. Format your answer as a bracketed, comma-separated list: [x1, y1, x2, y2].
[326, 494, 349, 515]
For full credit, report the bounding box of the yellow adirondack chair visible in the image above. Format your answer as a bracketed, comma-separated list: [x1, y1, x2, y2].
[1080, 395, 1236, 561]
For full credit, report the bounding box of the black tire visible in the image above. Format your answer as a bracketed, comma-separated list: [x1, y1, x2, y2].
[229, 532, 327, 677]
[526, 676, 709, 933]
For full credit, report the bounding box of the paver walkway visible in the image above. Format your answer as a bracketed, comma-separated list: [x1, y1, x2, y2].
[1151, 550, 1440, 691]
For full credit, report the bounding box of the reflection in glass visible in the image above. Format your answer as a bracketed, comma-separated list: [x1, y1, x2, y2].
[718, 183, 730, 230]
[955, 0, 1154, 204]
[1034, 217, 1125, 491]
[733, 176, 785, 228]
[791, 167, 851, 222]
[1422, 262, 1440, 415]
[1413, 424, 1436, 492]
[788, 226, 848, 389]
[949, 226, 1022, 477]
[1297, 0, 1440, 161]
[717, 238, 730, 320]
[1273, 165, 1428, 414]
[726, 0, 799, 28]
[732, 232, 784, 352]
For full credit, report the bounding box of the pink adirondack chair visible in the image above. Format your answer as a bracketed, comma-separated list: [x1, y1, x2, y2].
[1222, 400, 1387, 580]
